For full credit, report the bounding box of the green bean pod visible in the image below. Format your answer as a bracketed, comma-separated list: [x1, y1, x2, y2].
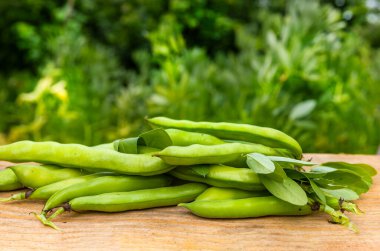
[10, 164, 86, 188]
[0, 173, 103, 203]
[0, 141, 173, 175]
[195, 187, 269, 201]
[155, 143, 286, 166]
[0, 168, 23, 191]
[68, 182, 206, 212]
[170, 165, 265, 191]
[148, 117, 302, 159]
[93, 143, 159, 155]
[165, 129, 225, 146]
[38, 183, 207, 229]
[180, 196, 312, 218]
[43, 174, 173, 212]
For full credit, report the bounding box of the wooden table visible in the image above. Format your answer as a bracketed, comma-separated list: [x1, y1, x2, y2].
[0, 154, 379, 250]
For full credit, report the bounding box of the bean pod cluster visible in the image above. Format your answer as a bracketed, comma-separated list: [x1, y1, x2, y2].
[0, 117, 376, 231]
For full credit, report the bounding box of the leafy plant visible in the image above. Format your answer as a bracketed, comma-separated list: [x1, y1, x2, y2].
[0, 0, 379, 153]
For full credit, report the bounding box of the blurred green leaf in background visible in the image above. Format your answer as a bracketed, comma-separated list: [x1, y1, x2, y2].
[0, 0, 379, 154]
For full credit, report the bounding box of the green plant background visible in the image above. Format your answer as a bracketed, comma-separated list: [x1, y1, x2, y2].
[0, 0, 379, 154]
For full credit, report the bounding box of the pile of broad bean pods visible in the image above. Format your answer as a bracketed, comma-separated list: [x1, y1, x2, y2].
[0, 117, 376, 231]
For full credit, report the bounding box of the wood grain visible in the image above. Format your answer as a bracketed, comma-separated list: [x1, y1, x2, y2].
[0, 154, 379, 251]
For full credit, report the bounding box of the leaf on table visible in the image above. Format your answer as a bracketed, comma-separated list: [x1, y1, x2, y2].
[321, 162, 375, 187]
[314, 169, 369, 195]
[322, 162, 377, 177]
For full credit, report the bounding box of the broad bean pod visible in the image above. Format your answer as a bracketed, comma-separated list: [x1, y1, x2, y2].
[94, 143, 159, 155]
[165, 129, 225, 146]
[38, 183, 207, 229]
[0, 141, 172, 176]
[10, 164, 86, 188]
[170, 165, 265, 191]
[180, 196, 312, 218]
[68, 182, 206, 212]
[0, 168, 23, 191]
[155, 143, 286, 166]
[148, 117, 302, 159]
[43, 174, 172, 212]
[195, 187, 269, 201]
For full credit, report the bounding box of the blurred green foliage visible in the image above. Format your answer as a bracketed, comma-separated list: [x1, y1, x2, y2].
[0, 0, 379, 154]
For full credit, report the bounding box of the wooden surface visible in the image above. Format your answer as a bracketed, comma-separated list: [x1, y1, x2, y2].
[0, 154, 379, 251]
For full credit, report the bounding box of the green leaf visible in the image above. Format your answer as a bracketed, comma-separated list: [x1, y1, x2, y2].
[246, 153, 275, 174]
[322, 162, 375, 187]
[268, 156, 317, 166]
[308, 179, 326, 203]
[113, 137, 139, 154]
[259, 175, 308, 206]
[321, 188, 359, 201]
[268, 164, 288, 182]
[285, 169, 326, 203]
[289, 99, 316, 120]
[113, 140, 120, 151]
[314, 169, 370, 195]
[310, 166, 336, 173]
[113, 128, 172, 154]
[313, 163, 373, 188]
[303, 166, 334, 178]
[284, 169, 307, 180]
[323, 162, 377, 177]
[190, 165, 210, 178]
[139, 128, 172, 149]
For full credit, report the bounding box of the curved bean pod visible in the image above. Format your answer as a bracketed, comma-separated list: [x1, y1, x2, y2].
[43, 174, 172, 212]
[0, 141, 173, 176]
[170, 165, 265, 191]
[147, 117, 302, 159]
[165, 129, 225, 146]
[195, 187, 269, 201]
[180, 196, 312, 218]
[0, 168, 23, 191]
[10, 164, 86, 189]
[155, 143, 286, 166]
